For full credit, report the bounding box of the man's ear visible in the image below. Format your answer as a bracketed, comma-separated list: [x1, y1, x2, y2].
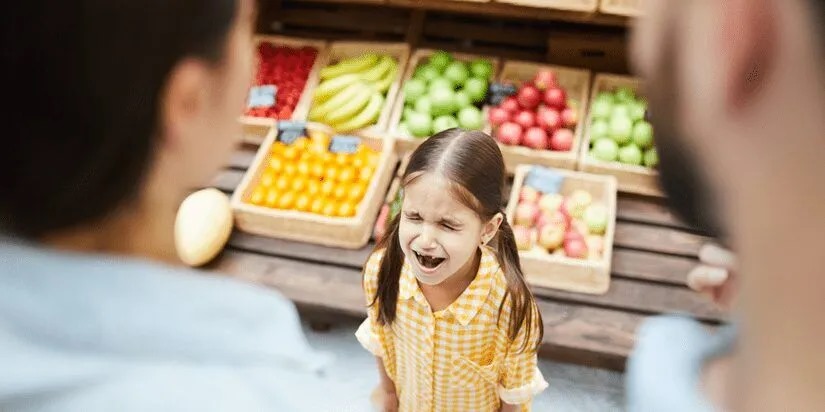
[722, 0, 777, 112]
[482, 212, 504, 245]
[160, 58, 211, 149]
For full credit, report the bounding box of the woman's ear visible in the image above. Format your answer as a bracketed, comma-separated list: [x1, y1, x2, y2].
[481, 212, 504, 245]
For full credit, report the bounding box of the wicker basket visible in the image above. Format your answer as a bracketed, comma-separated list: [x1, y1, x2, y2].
[495, 0, 598, 13]
[578, 73, 662, 196]
[505, 165, 617, 294]
[306, 41, 410, 134]
[387, 49, 501, 154]
[240, 35, 329, 144]
[491, 60, 591, 173]
[231, 123, 398, 249]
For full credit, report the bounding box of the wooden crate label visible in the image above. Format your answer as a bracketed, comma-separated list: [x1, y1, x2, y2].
[329, 136, 362, 153]
[525, 167, 564, 194]
[247, 85, 277, 109]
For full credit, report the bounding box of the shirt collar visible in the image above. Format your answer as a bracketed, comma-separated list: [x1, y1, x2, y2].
[399, 247, 498, 326]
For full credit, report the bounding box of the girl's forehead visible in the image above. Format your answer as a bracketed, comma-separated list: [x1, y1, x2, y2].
[403, 174, 475, 217]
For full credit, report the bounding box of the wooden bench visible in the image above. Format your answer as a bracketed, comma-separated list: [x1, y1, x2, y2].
[207, 144, 719, 371]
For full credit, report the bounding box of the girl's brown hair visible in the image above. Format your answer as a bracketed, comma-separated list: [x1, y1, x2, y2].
[369, 128, 543, 352]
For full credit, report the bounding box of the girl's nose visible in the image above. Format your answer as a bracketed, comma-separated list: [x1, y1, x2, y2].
[418, 225, 437, 249]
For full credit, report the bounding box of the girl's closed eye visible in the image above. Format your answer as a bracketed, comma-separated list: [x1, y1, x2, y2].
[404, 212, 422, 222]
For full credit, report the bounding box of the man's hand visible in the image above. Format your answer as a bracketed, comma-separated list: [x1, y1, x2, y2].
[687, 243, 737, 309]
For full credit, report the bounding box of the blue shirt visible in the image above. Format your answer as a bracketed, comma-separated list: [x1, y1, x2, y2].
[0, 240, 334, 411]
[626, 315, 737, 412]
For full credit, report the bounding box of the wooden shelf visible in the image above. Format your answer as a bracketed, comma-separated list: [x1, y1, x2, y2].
[289, 0, 630, 27]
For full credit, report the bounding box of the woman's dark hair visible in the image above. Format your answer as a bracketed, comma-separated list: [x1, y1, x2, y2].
[370, 128, 543, 353]
[0, 0, 238, 238]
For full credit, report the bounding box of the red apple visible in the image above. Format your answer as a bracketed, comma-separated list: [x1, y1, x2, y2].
[564, 228, 585, 244]
[519, 187, 540, 204]
[561, 107, 578, 128]
[564, 238, 588, 259]
[550, 128, 574, 151]
[515, 202, 540, 227]
[538, 224, 565, 250]
[543, 87, 567, 110]
[516, 85, 542, 110]
[488, 107, 511, 127]
[522, 127, 549, 150]
[533, 69, 558, 91]
[514, 226, 536, 251]
[536, 108, 562, 132]
[514, 110, 536, 130]
[496, 122, 523, 146]
[500, 96, 520, 114]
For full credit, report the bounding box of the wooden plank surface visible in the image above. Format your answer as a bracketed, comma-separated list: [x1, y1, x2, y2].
[214, 248, 643, 370]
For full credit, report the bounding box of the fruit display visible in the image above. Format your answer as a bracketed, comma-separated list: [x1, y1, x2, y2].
[489, 68, 579, 153]
[245, 40, 321, 120]
[373, 182, 403, 241]
[245, 124, 381, 218]
[512, 168, 610, 261]
[309, 52, 400, 132]
[505, 165, 617, 295]
[395, 50, 495, 139]
[587, 85, 657, 169]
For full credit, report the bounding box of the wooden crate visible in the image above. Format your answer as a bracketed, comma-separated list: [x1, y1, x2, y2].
[599, 0, 642, 16]
[231, 124, 399, 249]
[578, 73, 662, 196]
[491, 60, 591, 173]
[241, 117, 276, 146]
[240, 35, 329, 143]
[495, 0, 598, 13]
[307, 41, 410, 134]
[547, 29, 628, 74]
[505, 165, 617, 294]
[387, 48, 501, 154]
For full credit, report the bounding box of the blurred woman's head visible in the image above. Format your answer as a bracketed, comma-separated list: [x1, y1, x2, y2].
[0, 0, 254, 254]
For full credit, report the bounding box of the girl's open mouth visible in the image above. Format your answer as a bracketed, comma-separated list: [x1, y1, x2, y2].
[413, 251, 446, 271]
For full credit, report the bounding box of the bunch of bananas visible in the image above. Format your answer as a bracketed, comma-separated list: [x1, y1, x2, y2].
[309, 53, 398, 132]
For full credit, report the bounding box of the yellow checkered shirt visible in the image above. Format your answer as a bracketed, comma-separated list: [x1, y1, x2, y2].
[356, 247, 548, 411]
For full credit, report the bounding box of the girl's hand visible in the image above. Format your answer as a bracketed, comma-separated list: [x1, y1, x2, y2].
[687, 243, 737, 309]
[500, 402, 520, 412]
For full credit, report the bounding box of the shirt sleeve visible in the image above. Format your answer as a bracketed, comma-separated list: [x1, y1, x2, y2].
[354, 250, 385, 358]
[498, 303, 548, 405]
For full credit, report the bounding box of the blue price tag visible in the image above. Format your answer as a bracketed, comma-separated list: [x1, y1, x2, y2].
[524, 166, 564, 194]
[329, 136, 362, 154]
[247, 85, 277, 109]
[278, 130, 303, 145]
[278, 121, 307, 133]
[277, 121, 307, 145]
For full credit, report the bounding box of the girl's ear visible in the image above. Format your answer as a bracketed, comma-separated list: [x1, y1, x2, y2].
[481, 212, 504, 245]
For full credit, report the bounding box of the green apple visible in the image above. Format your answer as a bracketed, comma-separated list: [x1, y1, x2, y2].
[407, 112, 432, 138]
[414, 64, 440, 83]
[644, 147, 659, 168]
[429, 88, 456, 117]
[428, 51, 453, 73]
[397, 121, 411, 137]
[591, 139, 619, 162]
[591, 99, 613, 120]
[470, 59, 493, 79]
[433, 115, 459, 134]
[463, 77, 488, 104]
[632, 120, 654, 149]
[596, 92, 615, 103]
[457, 106, 484, 130]
[618, 143, 643, 165]
[583, 204, 608, 235]
[404, 78, 427, 104]
[403, 106, 415, 121]
[414, 96, 432, 115]
[590, 119, 610, 142]
[454, 90, 472, 109]
[609, 115, 633, 145]
[428, 77, 454, 93]
[443, 61, 470, 88]
[615, 86, 636, 103]
[611, 104, 630, 120]
[628, 101, 647, 122]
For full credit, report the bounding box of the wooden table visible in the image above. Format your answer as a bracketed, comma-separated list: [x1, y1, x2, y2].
[208, 144, 720, 371]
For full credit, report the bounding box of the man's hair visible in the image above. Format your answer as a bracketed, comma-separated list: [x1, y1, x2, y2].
[0, 1, 237, 238]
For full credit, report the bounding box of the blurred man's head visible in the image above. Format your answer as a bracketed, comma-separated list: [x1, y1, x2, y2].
[631, 0, 825, 243]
